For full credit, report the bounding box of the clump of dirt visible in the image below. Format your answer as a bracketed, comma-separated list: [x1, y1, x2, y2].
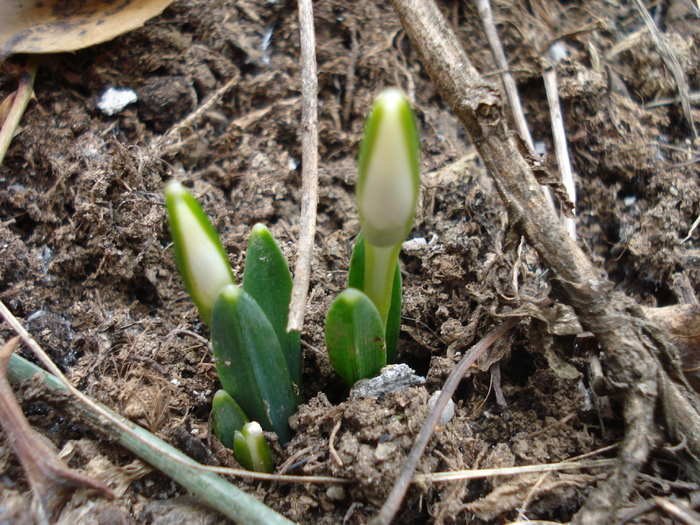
[1, 0, 699, 523]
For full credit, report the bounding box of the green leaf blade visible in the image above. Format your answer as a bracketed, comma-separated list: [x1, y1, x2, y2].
[211, 285, 296, 444]
[212, 389, 249, 450]
[325, 288, 387, 386]
[242, 224, 301, 391]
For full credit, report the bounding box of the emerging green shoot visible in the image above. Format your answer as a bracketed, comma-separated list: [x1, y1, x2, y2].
[212, 391, 273, 473]
[325, 88, 420, 385]
[212, 389, 249, 450]
[326, 288, 387, 386]
[233, 422, 274, 473]
[166, 185, 301, 452]
[211, 284, 297, 444]
[165, 182, 234, 326]
[243, 224, 301, 392]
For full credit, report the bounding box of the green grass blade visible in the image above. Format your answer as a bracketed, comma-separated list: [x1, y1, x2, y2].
[242, 224, 301, 393]
[211, 285, 296, 444]
[348, 235, 402, 363]
[212, 389, 249, 450]
[325, 288, 387, 386]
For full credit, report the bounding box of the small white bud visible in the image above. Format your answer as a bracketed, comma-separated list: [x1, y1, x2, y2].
[357, 88, 420, 247]
[165, 182, 234, 325]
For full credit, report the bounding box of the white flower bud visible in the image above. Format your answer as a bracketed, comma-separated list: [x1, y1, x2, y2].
[357, 88, 420, 247]
[165, 182, 234, 325]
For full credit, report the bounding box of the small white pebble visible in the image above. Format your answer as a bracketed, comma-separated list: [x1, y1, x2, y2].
[97, 87, 137, 116]
[326, 486, 345, 501]
[374, 442, 395, 461]
[547, 41, 570, 63]
[402, 237, 427, 253]
[534, 141, 547, 156]
[428, 391, 455, 426]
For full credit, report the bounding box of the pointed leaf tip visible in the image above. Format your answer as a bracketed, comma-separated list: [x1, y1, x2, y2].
[164, 181, 234, 325]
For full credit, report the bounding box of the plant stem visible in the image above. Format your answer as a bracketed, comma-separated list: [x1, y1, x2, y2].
[363, 242, 401, 328]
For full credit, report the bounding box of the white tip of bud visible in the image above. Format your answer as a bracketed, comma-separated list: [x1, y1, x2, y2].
[165, 182, 234, 325]
[357, 88, 420, 247]
[246, 421, 264, 437]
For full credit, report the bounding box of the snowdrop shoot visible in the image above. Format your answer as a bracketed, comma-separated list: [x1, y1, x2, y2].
[165, 182, 234, 326]
[326, 88, 421, 385]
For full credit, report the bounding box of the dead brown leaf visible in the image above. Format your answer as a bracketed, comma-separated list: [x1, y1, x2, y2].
[0, 0, 175, 59]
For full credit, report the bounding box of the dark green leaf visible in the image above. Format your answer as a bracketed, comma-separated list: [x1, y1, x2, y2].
[211, 389, 249, 450]
[242, 224, 301, 391]
[325, 288, 386, 386]
[211, 285, 296, 444]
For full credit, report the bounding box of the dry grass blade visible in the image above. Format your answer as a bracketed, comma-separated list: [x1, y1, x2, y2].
[543, 65, 577, 240]
[475, 0, 534, 148]
[655, 498, 700, 525]
[415, 458, 615, 483]
[632, 0, 698, 141]
[155, 74, 241, 155]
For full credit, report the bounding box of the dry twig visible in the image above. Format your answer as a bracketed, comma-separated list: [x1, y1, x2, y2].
[287, 0, 319, 333]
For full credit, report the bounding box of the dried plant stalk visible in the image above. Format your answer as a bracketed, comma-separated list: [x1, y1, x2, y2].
[287, 0, 319, 333]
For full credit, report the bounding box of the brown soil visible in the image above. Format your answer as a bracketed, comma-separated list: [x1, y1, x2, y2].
[1, 0, 699, 523]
